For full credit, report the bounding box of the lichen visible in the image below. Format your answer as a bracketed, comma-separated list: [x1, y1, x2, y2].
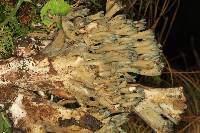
[0, 1, 186, 133]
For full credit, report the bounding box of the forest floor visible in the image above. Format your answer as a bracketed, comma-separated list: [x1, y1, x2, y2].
[0, 0, 199, 133]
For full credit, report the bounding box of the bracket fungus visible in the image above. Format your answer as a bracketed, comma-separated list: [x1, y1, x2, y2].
[0, 0, 186, 133]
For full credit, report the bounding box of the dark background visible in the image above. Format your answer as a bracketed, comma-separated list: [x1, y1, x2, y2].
[164, 0, 200, 69]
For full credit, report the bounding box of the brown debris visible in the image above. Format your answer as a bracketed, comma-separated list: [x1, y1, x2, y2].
[79, 114, 102, 131]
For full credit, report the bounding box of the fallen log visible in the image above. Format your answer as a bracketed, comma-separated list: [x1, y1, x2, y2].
[0, 0, 186, 132]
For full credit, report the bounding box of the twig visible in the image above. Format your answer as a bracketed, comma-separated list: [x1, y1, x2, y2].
[163, 71, 200, 74]
[178, 117, 200, 133]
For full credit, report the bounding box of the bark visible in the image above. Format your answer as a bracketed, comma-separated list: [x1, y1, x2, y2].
[0, 0, 186, 133]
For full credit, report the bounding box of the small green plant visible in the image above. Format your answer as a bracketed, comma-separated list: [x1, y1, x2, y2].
[0, 112, 12, 133]
[40, 0, 70, 27]
[90, 0, 102, 7]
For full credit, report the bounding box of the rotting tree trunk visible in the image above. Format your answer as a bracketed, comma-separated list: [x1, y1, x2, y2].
[0, 0, 186, 133]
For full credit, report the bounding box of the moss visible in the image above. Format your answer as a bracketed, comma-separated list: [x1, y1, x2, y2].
[0, 26, 13, 58]
[0, 1, 33, 58]
[8, 17, 32, 37]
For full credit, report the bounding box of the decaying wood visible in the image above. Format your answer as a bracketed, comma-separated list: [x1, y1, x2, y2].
[0, 0, 186, 133]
